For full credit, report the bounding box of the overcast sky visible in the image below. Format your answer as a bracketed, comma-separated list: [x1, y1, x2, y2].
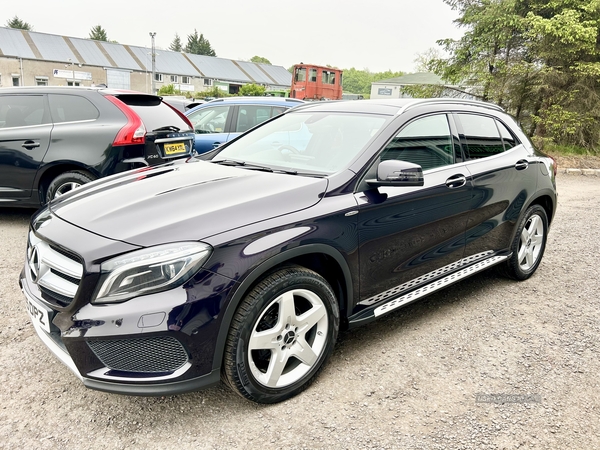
[4, 0, 464, 73]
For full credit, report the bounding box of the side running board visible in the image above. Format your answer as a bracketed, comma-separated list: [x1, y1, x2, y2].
[373, 255, 508, 317]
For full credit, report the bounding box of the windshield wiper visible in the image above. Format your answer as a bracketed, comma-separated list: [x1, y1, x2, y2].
[212, 159, 298, 175]
[154, 125, 180, 132]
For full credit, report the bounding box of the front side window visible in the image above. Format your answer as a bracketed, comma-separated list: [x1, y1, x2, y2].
[187, 106, 230, 134]
[294, 67, 306, 82]
[458, 114, 505, 159]
[380, 114, 455, 171]
[0, 95, 48, 128]
[49, 94, 99, 123]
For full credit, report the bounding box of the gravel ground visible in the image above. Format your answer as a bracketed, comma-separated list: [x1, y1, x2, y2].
[1, 173, 599, 450]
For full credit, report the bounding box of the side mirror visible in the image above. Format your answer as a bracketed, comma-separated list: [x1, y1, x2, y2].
[367, 160, 424, 187]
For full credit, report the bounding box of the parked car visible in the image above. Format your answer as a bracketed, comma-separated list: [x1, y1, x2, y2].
[161, 96, 205, 113]
[21, 98, 557, 404]
[0, 86, 195, 208]
[185, 96, 304, 154]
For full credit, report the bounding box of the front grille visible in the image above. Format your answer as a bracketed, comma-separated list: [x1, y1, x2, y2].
[27, 232, 83, 307]
[87, 336, 189, 373]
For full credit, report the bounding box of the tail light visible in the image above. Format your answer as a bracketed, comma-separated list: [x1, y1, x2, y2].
[105, 95, 146, 145]
[162, 100, 194, 130]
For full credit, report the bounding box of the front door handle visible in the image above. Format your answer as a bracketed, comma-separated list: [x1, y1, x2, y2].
[212, 142, 222, 148]
[445, 174, 467, 189]
[22, 140, 41, 150]
[515, 159, 529, 170]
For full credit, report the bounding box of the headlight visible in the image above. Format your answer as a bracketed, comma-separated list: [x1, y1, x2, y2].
[92, 242, 212, 304]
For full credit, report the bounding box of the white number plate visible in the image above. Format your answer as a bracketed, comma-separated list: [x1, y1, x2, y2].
[25, 293, 53, 333]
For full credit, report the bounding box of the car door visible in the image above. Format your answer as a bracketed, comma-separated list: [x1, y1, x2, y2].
[356, 113, 473, 304]
[0, 94, 52, 203]
[186, 105, 232, 154]
[454, 113, 539, 261]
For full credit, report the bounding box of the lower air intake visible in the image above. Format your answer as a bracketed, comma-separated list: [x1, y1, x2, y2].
[87, 336, 188, 373]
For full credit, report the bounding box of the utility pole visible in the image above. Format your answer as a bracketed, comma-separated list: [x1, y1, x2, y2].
[149, 32, 156, 94]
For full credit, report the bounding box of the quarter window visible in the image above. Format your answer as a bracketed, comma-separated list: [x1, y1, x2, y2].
[497, 121, 519, 150]
[49, 94, 99, 123]
[380, 114, 455, 171]
[458, 114, 505, 159]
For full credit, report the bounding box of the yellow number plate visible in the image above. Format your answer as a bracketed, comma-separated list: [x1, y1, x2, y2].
[164, 142, 186, 155]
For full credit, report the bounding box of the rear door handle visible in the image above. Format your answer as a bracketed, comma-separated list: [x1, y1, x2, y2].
[445, 174, 467, 189]
[22, 140, 41, 150]
[515, 159, 529, 170]
[212, 142, 222, 148]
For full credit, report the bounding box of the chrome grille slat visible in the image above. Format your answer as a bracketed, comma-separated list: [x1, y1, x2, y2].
[27, 231, 82, 306]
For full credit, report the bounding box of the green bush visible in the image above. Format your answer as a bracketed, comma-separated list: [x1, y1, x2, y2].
[239, 84, 266, 96]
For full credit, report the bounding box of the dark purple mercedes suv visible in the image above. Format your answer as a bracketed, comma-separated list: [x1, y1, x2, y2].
[20, 98, 557, 403]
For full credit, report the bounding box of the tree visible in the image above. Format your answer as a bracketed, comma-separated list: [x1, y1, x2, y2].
[341, 68, 404, 96]
[184, 30, 216, 57]
[239, 83, 266, 96]
[89, 25, 108, 41]
[6, 15, 32, 30]
[433, 0, 600, 151]
[169, 33, 183, 52]
[250, 56, 271, 65]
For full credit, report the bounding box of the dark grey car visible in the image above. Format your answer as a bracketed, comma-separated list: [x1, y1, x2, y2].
[0, 86, 195, 207]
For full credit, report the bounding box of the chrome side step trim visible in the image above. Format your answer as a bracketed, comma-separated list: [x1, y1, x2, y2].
[373, 255, 508, 317]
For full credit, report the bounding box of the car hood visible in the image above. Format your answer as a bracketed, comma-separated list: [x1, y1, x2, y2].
[49, 160, 328, 247]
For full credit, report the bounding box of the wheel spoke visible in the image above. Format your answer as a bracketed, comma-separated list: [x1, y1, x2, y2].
[277, 291, 297, 325]
[525, 247, 534, 268]
[296, 304, 326, 334]
[249, 328, 281, 351]
[290, 336, 318, 366]
[517, 243, 527, 264]
[264, 349, 289, 387]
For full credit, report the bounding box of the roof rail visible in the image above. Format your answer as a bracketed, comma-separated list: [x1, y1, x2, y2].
[401, 98, 505, 114]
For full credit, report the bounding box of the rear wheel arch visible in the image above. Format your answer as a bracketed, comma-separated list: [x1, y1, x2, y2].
[37, 165, 98, 204]
[211, 244, 353, 373]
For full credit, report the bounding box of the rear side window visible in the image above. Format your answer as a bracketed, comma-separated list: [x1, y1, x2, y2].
[235, 105, 279, 133]
[497, 120, 519, 150]
[458, 114, 505, 159]
[116, 95, 191, 132]
[0, 95, 49, 128]
[49, 94, 99, 123]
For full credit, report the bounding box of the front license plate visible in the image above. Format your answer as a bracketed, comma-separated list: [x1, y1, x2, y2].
[164, 142, 186, 156]
[25, 293, 53, 333]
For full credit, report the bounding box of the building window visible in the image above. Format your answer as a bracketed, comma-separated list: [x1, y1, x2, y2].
[204, 78, 212, 86]
[309, 69, 317, 82]
[12, 76, 20, 87]
[154, 73, 163, 82]
[182, 76, 190, 84]
[170, 75, 178, 83]
[35, 77, 48, 86]
[322, 70, 335, 85]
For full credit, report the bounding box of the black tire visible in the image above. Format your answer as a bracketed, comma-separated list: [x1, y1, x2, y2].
[499, 204, 548, 280]
[46, 171, 95, 203]
[222, 265, 339, 403]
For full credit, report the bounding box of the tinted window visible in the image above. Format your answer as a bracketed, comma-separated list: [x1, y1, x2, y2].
[187, 106, 230, 134]
[459, 114, 504, 159]
[380, 114, 455, 170]
[49, 94, 99, 123]
[235, 105, 275, 133]
[118, 96, 191, 132]
[0, 95, 48, 128]
[497, 120, 519, 150]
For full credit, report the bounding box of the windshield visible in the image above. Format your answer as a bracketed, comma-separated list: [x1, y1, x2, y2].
[213, 111, 388, 175]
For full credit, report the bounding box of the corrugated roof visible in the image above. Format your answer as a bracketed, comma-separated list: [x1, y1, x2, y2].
[0, 27, 37, 59]
[375, 72, 444, 85]
[185, 54, 251, 83]
[69, 37, 112, 67]
[29, 32, 78, 62]
[0, 26, 291, 86]
[99, 42, 141, 70]
[259, 64, 293, 86]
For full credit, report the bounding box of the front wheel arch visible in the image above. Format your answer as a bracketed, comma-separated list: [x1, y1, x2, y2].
[211, 244, 353, 374]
